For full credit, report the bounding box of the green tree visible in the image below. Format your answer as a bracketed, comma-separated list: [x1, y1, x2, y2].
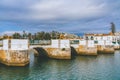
[51, 31, 60, 39]
[36, 31, 45, 40]
[28, 33, 32, 40]
[32, 31, 62, 40]
[12, 33, 21, 39]
[44, 32, 51, 40]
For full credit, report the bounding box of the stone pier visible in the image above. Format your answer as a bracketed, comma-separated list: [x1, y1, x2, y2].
[73, 40, 97, 56]
[33, 47, 71, 59]
[114, 45, 120, 50]
[45, 48, 71, 59]
[0, 50, 29, 66]
[76, 45, 97, 56]
[0, 39, 30, 66]
[97, 45, 114, 54]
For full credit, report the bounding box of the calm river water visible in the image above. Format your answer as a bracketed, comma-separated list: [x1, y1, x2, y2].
[0, 51, 120, 80]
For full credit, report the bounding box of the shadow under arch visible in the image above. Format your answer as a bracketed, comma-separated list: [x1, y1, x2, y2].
[70, 46, 78, 59]
[33, 47, 49, 59]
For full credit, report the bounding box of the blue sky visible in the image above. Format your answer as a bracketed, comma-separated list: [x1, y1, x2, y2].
[0, 0, 120, 35]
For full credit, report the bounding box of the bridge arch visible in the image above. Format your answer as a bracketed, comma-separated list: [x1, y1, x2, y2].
[33, 47, 49, 58]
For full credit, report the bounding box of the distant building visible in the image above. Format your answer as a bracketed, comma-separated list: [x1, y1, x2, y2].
[114, 32, 120, 43]
[84, 33, 114, 41]
[84, 33, 115, 45]
[63, 33, 79, 39]
[84, 32, 120, 46]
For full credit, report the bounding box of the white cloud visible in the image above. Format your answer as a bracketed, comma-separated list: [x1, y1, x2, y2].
[0, 0, 108, 21]
[1, 31, 28, 36]
[0, 0, 120, 33]
[28, 0, 108, 20]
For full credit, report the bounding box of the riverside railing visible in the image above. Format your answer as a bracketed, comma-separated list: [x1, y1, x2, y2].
[29, 40, 51, 45]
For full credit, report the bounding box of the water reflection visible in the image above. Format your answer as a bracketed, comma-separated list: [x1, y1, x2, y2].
[0, 65, 29, 80]
[0, 51, 120, 80]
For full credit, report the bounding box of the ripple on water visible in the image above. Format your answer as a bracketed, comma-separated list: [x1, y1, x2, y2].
[0, 51, 120, 80]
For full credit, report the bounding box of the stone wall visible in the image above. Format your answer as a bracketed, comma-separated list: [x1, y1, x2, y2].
[0, 50, 7, 62]
[0, 50, 29, 66]
[33, 47, 71, 59]
[76, 45, 97, 56]
[97, 45, 114, 54]
[45, 48, 71, 59]
[114, 45, 120, 50]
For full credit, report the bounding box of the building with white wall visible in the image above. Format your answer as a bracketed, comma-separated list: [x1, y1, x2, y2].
[84, 33, 114, 46]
